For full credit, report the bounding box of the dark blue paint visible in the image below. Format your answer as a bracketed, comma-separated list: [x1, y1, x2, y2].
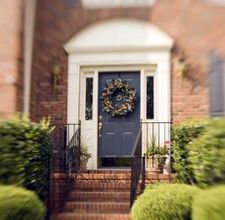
[98, 72, 140, 158]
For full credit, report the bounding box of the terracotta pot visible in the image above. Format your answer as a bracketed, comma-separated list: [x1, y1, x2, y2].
[146, 158, 161, 174]
[80, 163, 87, 171]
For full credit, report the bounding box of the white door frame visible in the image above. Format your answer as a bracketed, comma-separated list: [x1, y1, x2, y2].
[64, 19, 174, 169]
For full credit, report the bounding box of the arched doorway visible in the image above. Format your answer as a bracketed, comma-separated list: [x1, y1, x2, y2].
[64, 18, 174, 169]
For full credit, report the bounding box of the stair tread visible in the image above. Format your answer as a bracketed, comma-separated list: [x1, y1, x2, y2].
[64, 201, 130, 213]
[73, 173, 131, 180]
[80, 169, 131, 174]
[55, 212, 131, 220]
[65, 201, 130, 205]
[68, 190, 130, 202]
[69, 191, 130, 195]
[57, 213, 131, 216]
[73, 182, 131, 192]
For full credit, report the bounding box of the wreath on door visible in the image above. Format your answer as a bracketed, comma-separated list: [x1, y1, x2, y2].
[100, 79, 137, 116]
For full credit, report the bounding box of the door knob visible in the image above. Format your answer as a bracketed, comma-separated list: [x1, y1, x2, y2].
[98, 122, 103, 138]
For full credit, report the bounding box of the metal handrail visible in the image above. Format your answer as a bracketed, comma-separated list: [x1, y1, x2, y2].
[131, 128, 142, 156]
[65, 121, 81, 173]
[130, 126, 145, 207]
[51, 122, 81, 173]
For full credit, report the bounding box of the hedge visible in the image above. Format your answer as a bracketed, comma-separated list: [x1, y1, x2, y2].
[171, 121, 205, 183]
[132, 184, 201, 220]
[0, 185, 45, 220]
[188, 118, 225, 187]
[192, 185, 225, 220]
[0, 117, 53, 200]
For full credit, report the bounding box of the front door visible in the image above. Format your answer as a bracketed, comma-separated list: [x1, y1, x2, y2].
[98, 71, 140, 166]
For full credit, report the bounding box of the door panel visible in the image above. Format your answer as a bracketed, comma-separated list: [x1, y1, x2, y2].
[98, 71, 140, 158]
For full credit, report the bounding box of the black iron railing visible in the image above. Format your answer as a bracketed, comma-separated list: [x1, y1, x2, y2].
[65, 123, 81, 173]
[130, 121, 172, 207]
[141, 122, 171, 170]
[130, 127, 145, 207]
[51, 122, 81, 173]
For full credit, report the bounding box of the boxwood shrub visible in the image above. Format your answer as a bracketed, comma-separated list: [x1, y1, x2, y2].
[192, 185, 225, 220]
[0, 185, 45, 220]
[188, 118, 225, 187]
[131, 184, 201, 220]
[0, 117, 53, 200]
[171, 121, 206, 183]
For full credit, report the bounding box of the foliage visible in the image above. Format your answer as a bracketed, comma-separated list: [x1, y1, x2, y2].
[0, 117, 53, 200]
[80, 140, 91, 165]
[146, 145, 169, 169]
[0, 185, 45, 220]
[132, 184, 201, 220]
[188, 118, 225, 187]
[171, 121, 206, 183]
[100, 78, 137, 116]
[192, 185, 225, 220]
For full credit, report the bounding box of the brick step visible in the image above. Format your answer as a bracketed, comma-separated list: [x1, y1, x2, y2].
[72, 173, 131, 181]
[55, 213, 131, 220]
[80, 169, 131, 174]
[68, 191, 130, 202]
[73, 181, 131, 191]
[145, 173, 175, 180]
[63, 201, 130, 213]
[71, 172, 174, 181]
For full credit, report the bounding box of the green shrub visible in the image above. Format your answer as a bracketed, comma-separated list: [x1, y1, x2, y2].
[171, 121, 205, 183]
[132, 184, 201, 220]
[0, 117, 53, 200]
[0, 185, 45, 220]
[192, 185, 225, 220]
[188, 118, 225, 187]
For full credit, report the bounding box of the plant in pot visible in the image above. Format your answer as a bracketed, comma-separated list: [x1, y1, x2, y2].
[146, 140, 169, 173]
[80, 141, 91, 171]
[155, 147, 169, 173]
[145, 136, 157, 172]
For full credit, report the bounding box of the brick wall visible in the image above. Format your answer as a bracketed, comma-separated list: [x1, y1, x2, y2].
[0, 0, 24, 117]
[50, 173, 73, 213]
[31, 0, 225, 124]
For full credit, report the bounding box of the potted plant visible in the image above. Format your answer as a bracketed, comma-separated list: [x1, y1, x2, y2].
[155, 147, 168, 173]
[145, 141, 168, 173]
[80, 142, 91, 171]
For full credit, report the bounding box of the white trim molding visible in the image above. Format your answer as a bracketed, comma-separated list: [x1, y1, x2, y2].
[64, 19, 174, 54]
[81, 0, 157, 9]
[23, 0, 37, 115]
[64, 19, 174, 169]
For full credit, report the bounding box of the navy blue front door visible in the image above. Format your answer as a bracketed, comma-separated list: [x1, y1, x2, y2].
[98, 72, 140, 158]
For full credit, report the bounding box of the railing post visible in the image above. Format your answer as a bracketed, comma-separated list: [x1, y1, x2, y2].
[78, 120, 81, 173]
[63, 126, 67, 173]
[130, 156, 134, 207]
[130, 127, 142, 207]
[141, 156, 146, 192]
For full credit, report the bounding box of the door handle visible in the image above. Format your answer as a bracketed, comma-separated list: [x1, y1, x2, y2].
[98, 122, 103, 138]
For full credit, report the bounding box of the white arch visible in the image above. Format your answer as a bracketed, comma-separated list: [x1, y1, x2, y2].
[64, 18, 174, 53]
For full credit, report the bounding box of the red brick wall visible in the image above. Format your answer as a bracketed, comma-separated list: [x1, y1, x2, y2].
[50, 173, 73, 213]
[0, 0, 24, 117]
[31, 0, 225, 124]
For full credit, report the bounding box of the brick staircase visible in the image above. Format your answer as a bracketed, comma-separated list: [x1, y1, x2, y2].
[54, 170, 174, 220]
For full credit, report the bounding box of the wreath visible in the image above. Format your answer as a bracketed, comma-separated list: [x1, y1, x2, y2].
[100, 79, 137, 116]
